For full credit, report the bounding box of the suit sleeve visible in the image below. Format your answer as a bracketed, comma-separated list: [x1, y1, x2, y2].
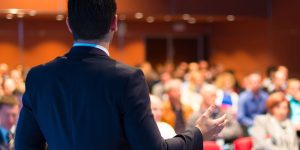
[15, 70, 47, 150]
[121, 69, 203, 150]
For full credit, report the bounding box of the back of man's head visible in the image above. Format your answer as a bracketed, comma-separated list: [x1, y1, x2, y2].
[68, 0, 117, 40]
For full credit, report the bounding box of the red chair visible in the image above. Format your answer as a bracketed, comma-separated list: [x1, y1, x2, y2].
[233, 137, 253, 150]
[203, 141, 220, 150]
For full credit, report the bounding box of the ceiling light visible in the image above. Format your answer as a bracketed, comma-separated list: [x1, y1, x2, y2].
[6, 14, 13, 20]
[146, 16, 155, 23]
[182, 14, 191, 20]
[56, 14, 64, 21]
[17, 12, 25, 18]
[8, 9, 18, 15]
[29, 10, 37, 16]
[188, 17, 197, 24]
[134, 12, 144, 19]
[227, 15, 235, 22]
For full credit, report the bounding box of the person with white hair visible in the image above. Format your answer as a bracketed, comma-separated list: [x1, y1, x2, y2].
[150, 95, 176, 139]
[161, 79, 194, 134]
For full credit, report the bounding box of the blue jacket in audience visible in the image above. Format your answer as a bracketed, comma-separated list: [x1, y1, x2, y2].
[237, 90, 268, 127]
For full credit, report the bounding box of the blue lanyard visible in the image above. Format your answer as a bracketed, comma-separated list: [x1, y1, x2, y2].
[73, 43, 110, 56]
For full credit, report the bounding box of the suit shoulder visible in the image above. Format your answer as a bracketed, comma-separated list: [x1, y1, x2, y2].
[26, 57, 65, 79]
[114, 61, 141, 77]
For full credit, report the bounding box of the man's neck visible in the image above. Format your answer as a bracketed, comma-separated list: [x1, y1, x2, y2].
[75, 39, 110, 51]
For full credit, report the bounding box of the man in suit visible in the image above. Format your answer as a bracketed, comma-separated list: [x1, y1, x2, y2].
[15, 0, 227, 149]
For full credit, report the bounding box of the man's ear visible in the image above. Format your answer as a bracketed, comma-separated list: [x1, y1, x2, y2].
[110, 15, 118, 32]
[66, 17, 73, 33]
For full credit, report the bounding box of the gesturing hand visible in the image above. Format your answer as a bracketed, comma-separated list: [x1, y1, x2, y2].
[195, 105, 227, 140]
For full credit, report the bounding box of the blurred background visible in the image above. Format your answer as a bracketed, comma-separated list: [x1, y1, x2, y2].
[1, 0, 300, 150]
[1, 0, 300, 81]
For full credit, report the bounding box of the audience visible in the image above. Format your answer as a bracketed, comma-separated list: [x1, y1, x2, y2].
[186, 84, 242, 142]
[161, 79, 193, 134]
[1, 60, 300, 149]
[152, 72, 171, 99]
[0, 95, 20, 149]
[237, 73, 268, 135]
[150, 95, 176, 139]
[252, 92, 298, 150]
[181, 71, 204, 112]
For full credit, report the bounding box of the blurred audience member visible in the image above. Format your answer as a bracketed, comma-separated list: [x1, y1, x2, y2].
[2, 79, 16, 96]
[198, 60, 208, 71]
[278, 65, 289, 78]
[181, 71, 204, 112]
[237, 73, 268, 134]
[266, 71, 287, 94]
[161, 79, 193, 134]
[262, 66, 277, 92]
[187, 84, 242, 142]
[252, 92, 298, 150]
[287, 79, 300, 130]
[0, 95, 20, 149]
[215, 72, 239, 115]
[188, 62, 199, 72]
[0, 78, 3, 99]
[286, 79, 300, 100]
[174, 62, 188, 80]
[152, 72, 171, 99]
[140, 62, 159, 90]
[0, 64, 9, 78]
[150, 95, 176, 139]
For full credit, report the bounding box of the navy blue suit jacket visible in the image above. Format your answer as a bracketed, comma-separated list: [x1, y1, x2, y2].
[15, 46, 203, 150]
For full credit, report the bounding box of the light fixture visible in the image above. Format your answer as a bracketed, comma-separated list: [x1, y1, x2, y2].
[182, 14, 191, 20]
[29, 10, 37, 16]
[6, 14, 13, 20]
[8, 9, 19, 15]
[188, 17, 196, 24]
[17, 12, 25, 18]
[227, 15, 235, 22]
[56, 14, 64, 21]
[134, 12, 144, 19]
[146, 16, 155, 23]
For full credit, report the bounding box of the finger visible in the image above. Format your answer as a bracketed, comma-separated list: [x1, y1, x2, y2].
[218, 119, 228, 127]
[213, 114, 227, 124]
[202, 105, 216, 117]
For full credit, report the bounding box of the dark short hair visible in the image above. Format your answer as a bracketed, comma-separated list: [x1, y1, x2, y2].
[0, 95, 20, 109]
[68, 0, 117, 40]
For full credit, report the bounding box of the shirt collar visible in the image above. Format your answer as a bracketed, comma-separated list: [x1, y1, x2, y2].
[73, 42, 110, 56]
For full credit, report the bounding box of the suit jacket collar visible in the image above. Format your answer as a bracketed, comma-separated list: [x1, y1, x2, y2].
[65, 46, 109, 59]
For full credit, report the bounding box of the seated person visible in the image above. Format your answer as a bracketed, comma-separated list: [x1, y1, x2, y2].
[161, 79, 193, 134]
[237, 73, 268, 135]
[252, 92, 298, 150]
[0, 95, 20, 149]
[215, 72, 239, 115]
[286, 79, 300, 130]
[187, 84, 242, 142]
[150, 95, 176, 139]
